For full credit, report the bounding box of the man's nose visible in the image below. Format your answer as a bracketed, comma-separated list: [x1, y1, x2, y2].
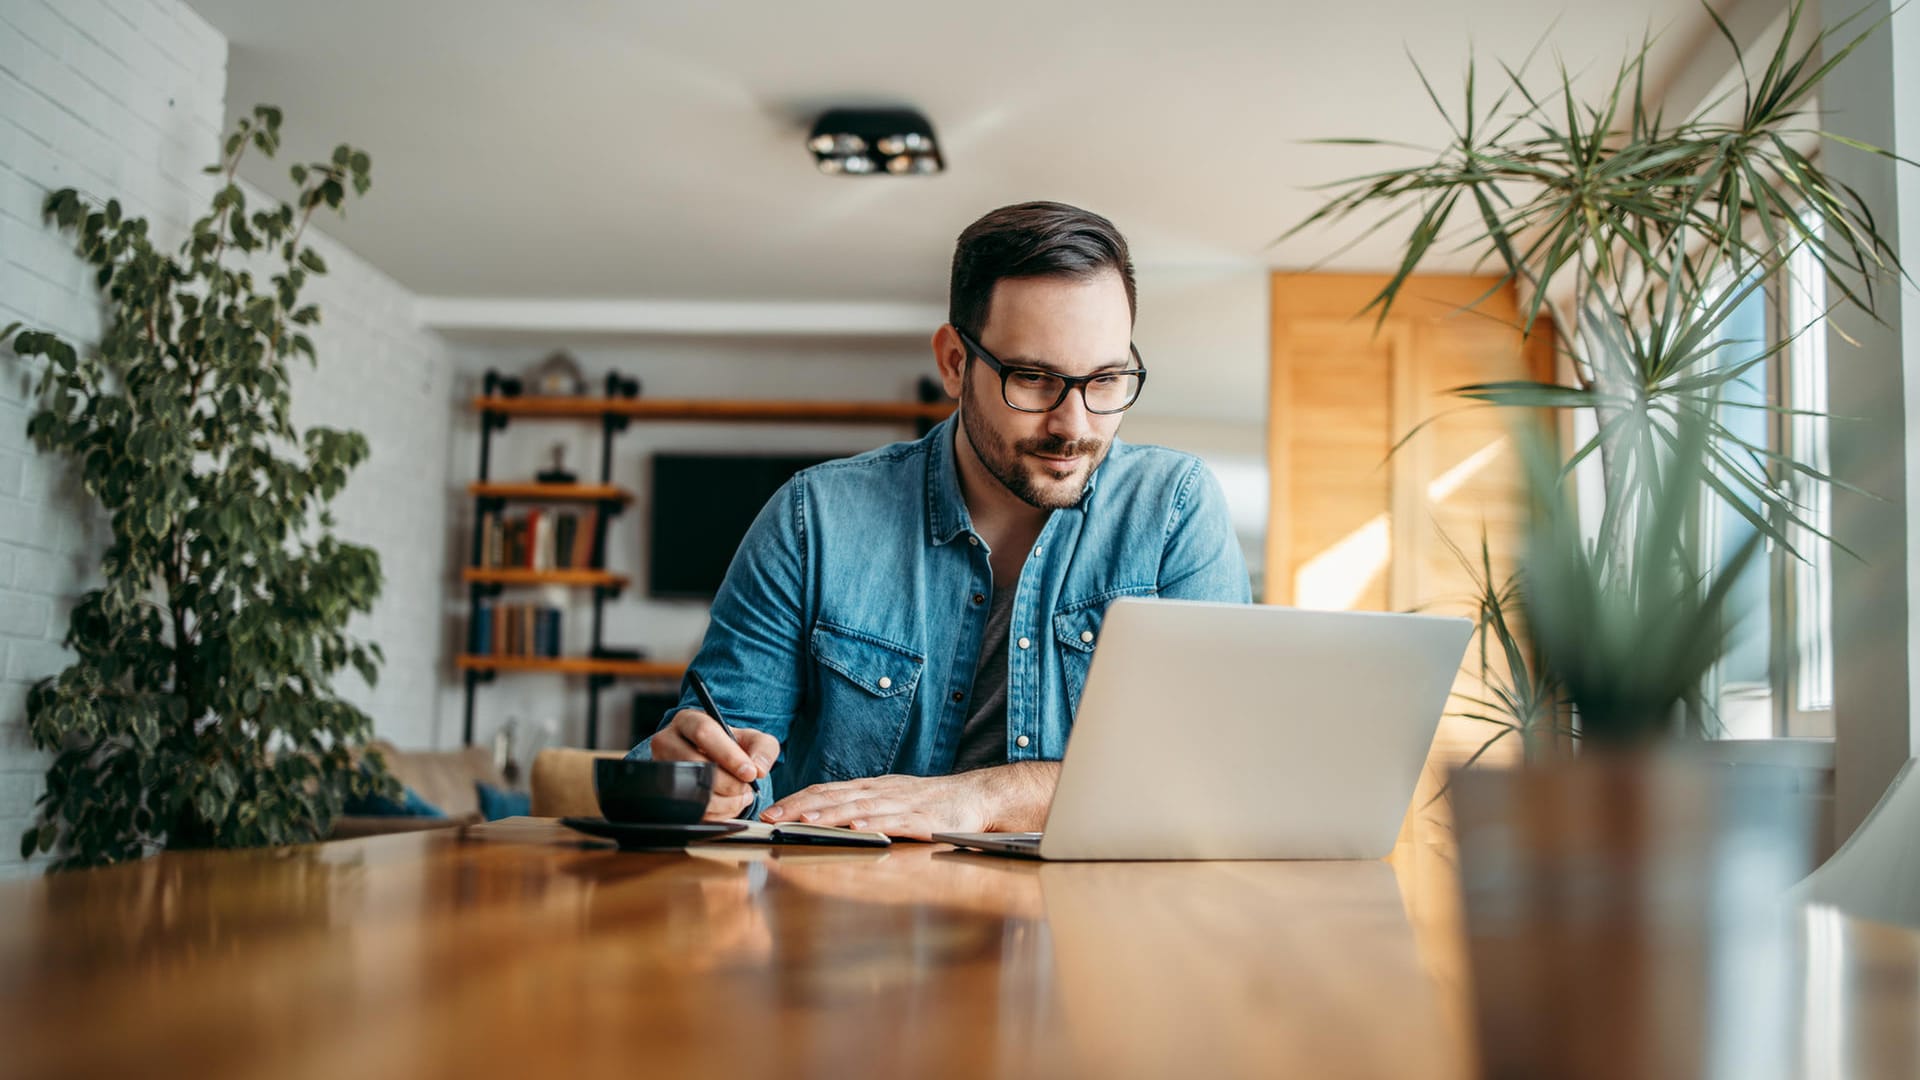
[1044, 387, 1096, 444]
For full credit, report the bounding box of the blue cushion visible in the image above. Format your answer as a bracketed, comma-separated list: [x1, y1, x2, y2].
[475, 781, 531, 821]
[343, 780, 446, 818]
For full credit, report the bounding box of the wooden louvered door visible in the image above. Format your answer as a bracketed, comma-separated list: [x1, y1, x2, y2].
[1267, 273, 1557, 827]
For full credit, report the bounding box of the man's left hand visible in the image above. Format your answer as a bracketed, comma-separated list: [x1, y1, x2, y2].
[761, 772, 992, 840]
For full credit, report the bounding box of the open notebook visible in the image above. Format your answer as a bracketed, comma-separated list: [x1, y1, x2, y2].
[696, 820, 891, 848]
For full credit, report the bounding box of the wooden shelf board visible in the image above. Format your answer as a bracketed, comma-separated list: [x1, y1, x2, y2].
[462, 568, 629, 588]
[472, 396, 954, 425]
[469, 482, 632, 503]
[457, 655, 686, 678]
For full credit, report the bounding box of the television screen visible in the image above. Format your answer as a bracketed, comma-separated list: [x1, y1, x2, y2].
[648, 452, 836, 599]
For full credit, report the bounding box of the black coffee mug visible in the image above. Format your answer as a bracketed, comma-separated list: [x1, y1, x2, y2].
[593, 759, 714, 825]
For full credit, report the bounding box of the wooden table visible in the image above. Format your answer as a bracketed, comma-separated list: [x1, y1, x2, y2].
[0, 818, 1912, 1079]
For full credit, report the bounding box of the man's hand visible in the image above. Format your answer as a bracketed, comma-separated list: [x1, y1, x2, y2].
[761, 762, 1061, 840]
[648, 709, 780, 820]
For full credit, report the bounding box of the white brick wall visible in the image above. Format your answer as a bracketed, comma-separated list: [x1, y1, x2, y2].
[265, 183, 453, 752]
[0, 0, 228, 879]
[0, 0, 453, 878]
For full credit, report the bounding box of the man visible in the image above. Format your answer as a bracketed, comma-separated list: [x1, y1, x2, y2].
[628, 201, 1250, 838]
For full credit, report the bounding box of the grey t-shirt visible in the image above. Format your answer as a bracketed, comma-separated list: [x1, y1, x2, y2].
[950, 583, 1014, 772]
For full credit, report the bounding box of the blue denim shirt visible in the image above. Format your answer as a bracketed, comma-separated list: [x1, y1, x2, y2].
[627, 415, 1251, 818]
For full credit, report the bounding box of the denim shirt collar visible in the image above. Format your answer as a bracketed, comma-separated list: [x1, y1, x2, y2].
[924, 413, 1109, 548]
[925, 416, 973, 547]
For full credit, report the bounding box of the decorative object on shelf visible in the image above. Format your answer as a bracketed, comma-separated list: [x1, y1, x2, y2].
[3, 106, 395, 870]
[525, 349, 587, 397]
[535, 442, 578, 485]
[808, 106, 944, 176]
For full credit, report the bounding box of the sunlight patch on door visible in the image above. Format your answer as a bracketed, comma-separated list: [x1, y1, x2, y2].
[1294, 513, 1390, 610]
[1426, 438, 1506, 503]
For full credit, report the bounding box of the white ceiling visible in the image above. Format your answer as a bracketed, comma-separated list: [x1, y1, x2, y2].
[185, 0, 1729, 304]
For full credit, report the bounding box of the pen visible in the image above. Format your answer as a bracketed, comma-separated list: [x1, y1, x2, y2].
[688, 669, 760, 788]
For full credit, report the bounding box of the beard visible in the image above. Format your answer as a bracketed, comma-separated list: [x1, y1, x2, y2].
[959, 371, 1110, 510]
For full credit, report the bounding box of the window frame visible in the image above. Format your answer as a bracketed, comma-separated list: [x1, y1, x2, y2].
[1696, 239, 1835, 740]
[1770, 238, 1836, 738]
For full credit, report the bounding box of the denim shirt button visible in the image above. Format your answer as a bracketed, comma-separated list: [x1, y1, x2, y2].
[1080, 630, 1094, 643]
[1016, 735, 1031, 748]
[878, 676, 892, 690]
[967, 536, 979, 546]
[1017, 637, 1031, 649]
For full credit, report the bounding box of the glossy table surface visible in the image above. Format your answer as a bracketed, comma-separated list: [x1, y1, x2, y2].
[0, 818, 1911, 1079]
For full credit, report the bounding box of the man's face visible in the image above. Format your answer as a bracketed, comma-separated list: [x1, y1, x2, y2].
[939, 270, 1135, 511]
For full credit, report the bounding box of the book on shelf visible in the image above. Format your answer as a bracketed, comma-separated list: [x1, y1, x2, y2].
[472, 509, 596, 574]
[473, 602, 564, 659]
[554, 514, 577, 569]
[470, 599, 494, 655]
[572, 509, 597, 569]
[478, 510, 502, 569]
[532, 607, 554, 656]
[504, 518, 525, 568]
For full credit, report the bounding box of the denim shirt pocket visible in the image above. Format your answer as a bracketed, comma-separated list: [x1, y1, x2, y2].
[1053, 586, 1158, 707]
[808, 621, 925, 781]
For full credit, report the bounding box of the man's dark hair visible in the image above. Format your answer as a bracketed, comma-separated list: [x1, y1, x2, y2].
[948, 201, 1137, 339]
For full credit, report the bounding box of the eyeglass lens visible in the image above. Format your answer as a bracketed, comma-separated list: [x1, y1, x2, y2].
[1003, 370, 1142, 413]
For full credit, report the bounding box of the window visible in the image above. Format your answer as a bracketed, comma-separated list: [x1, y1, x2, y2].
[1700, 239, 1834, 739]
[1778, 240, 1834, 735]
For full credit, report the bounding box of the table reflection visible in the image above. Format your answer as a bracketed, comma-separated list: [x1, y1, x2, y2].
[1, 820, 1914, 1080]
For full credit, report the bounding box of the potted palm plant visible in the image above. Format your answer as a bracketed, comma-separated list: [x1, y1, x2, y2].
[1290, 0, 1905, 771]
[1289, 3, 1907, 1074]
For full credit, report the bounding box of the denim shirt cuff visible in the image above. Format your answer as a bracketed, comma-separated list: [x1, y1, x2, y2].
[743, 782, 772, 822]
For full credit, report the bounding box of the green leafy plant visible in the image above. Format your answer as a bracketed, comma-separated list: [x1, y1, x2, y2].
[1289, 0, 1908, 754]
[2, 106, 396, 870]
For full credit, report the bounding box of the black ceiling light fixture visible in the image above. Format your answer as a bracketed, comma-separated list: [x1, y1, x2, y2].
[807, 107, 944, 176]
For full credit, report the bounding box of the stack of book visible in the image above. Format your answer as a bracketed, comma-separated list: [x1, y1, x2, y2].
[469, 601, 563, 658]
[475, 509, 598, 570]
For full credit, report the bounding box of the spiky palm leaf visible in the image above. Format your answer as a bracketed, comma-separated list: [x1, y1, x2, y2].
[1282, 1, 1905, 560]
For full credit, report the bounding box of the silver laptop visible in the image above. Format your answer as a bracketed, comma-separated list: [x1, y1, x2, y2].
[934, 598, 1472, 861]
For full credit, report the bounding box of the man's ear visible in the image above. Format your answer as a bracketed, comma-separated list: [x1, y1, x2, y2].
[931, 324, 969, 401]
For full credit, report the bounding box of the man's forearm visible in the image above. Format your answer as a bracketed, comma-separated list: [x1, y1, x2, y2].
[974, 760, 1063, 832]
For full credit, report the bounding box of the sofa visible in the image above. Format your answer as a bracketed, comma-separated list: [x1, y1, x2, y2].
[327, 739, 507, 839]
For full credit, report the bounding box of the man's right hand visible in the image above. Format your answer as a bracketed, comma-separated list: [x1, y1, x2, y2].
[649, 709, 781, 820]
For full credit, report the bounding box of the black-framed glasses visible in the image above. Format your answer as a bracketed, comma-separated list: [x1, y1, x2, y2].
[953, 325, 1147, 414]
